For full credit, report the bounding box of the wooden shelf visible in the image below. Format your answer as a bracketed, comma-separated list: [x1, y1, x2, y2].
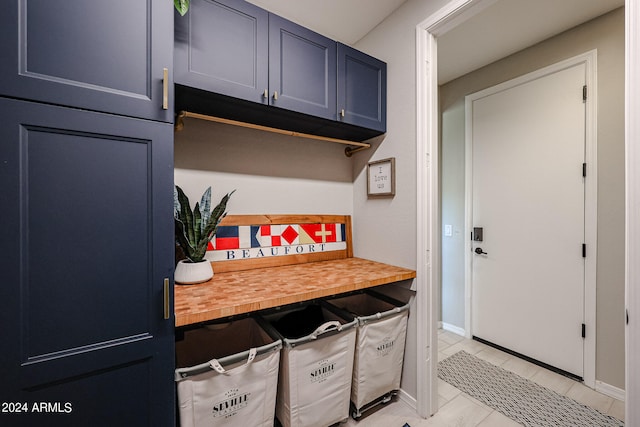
[175, 111, 371, 157]
[174, 257, 416, 327]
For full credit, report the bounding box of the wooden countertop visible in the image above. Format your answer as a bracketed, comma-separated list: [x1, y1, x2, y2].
[174, 257, 416, 327]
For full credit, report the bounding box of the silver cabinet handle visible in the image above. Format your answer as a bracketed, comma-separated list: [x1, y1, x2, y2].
[273, 91, 278, 100]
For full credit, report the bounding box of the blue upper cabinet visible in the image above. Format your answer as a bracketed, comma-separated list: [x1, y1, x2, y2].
[174, 0, 386, 140]
[269, 14, 337, 121]
[0, 0, 173, 123]
[337, 43, 387, 133]
[174, 0, 269, 104]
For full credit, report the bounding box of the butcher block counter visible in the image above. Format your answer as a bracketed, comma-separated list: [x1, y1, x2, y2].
[174, 257, 416, 327]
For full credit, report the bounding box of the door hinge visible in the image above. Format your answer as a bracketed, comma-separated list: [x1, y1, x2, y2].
[582, 244, 586, 258]
[582, 85, 587, 102]
[582, 163, 587, 177]
[581, 323, 586, 338]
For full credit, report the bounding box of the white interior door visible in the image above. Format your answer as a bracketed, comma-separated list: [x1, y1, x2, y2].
[470, 63, 586, 378]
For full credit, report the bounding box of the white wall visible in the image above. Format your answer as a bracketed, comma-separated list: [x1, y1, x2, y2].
[174, 118, 354, 215]
[352, 0, 452, 402]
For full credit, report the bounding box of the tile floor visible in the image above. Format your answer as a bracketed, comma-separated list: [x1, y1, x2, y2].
[343, 329, 625, 427]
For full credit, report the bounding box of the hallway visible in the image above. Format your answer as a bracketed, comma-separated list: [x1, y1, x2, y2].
[344, 329, 625, 426]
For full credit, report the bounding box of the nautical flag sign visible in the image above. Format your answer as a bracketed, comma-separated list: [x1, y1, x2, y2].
[206, 223, 347, 262]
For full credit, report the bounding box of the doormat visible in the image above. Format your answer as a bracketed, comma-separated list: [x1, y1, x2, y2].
[438, 351, 624, 427]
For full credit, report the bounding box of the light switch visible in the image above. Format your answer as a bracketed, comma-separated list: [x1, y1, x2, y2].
[444, 224, 453, 237]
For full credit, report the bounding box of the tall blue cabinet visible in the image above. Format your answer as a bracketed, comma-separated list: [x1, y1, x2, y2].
[0, 2, 175, 425]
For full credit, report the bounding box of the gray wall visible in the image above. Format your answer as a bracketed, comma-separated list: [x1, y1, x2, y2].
[439, 7, 625, 389]
[352, 0, 452, 401]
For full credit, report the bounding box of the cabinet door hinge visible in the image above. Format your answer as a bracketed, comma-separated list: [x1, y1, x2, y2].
[582, 85, 587, 102]
[582, 323, 586, 338]
[582, 244, 586, 258]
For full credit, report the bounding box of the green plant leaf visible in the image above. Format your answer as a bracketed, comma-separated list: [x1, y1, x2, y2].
[193, 239, 209, 262]
[175, 186, 195, 248]
[173, 187, 181, 217]
[193, 201, 202, 246]
[199, 187, 211, 234]
[175, 218, 195, 255]
[202, 190, 235, 242]
[174, 0, 190, 16]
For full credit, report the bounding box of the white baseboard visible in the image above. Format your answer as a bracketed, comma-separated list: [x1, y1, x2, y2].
[595, 380, 625, 401]
[397, 388, 417, 411]
[442, 322, 466, 337]
[438, 321, 443, 329]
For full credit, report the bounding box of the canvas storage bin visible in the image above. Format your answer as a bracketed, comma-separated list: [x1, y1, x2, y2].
[325, 291, 409, 418]
[175, 317, 282, 427]
[261, 304, 357, 427]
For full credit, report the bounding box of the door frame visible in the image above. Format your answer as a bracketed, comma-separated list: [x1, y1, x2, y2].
[464, 51, 597, 386]
[626, 0, 640, 424]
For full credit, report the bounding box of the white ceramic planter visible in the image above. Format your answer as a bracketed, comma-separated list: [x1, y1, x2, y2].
[174, 259, 213, 285]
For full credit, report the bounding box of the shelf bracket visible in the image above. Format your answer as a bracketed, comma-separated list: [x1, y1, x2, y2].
[175, 110, 371, 157]
[344, 145, 370, 157]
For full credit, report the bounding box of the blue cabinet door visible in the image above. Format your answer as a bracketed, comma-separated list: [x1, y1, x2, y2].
[175, 0, 269, 105]
[269, 14, 337, 120]
[0, 0, 173, 123]
[337, 43, 387, 132]
[0, 98, 175, 426]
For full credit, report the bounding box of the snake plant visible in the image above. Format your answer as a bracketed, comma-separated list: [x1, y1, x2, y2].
[174, 185, 234, 263]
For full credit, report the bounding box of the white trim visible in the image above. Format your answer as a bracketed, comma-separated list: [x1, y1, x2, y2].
[442, 322, 466, 337]
[416, 0, 495, 418]
[418, 0, 498, 38]
[582, 50, 599, 392]
[415, 17, 438, 418]
[464, 90, 473, 340]
[463, 51, 598, 388]
[626, 0, 640, 424]
[595, 381, 626, 402]
[397, 388, 417, 411]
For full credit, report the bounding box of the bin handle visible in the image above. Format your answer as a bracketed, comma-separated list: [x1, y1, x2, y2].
[311, 321, 342, 339]
[209, 347, 257, 374]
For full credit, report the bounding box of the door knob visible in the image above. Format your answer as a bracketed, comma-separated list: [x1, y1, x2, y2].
[474, 247, 488, 255]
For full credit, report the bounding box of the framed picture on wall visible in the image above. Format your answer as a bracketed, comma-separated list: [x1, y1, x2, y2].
[367, 157, 396, 197]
